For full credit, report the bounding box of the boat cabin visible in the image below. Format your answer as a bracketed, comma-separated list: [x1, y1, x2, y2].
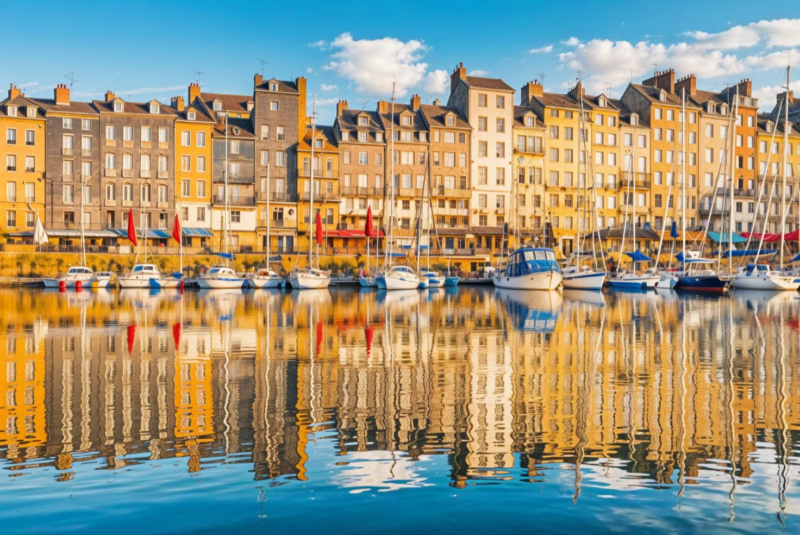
[132, 264, 159, 274]
[502, 248, 560, 277]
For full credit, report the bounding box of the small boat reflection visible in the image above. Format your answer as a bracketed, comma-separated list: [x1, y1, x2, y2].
[495, 288, 562, 333]
[562, 289, 607, 307]
[288, 288, 331, 306]
[376, 289, 420, 307]
[731, 289, 798, 312]
[119, 288, 163, 309]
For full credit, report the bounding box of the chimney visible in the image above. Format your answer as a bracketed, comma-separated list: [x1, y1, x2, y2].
[377, 100, 389, 115]
[54, 83, 70, 105]
[737, 78, 752, 98]
[105, 90, 116, 102]
[433, 98, 441, 106]
[675, 74, 696, 97]
[336, 100, 348, 117]
[171, 96, 185, 112]
[254, 73, 263, 88]
[568, 80, 584, 100]
[188, 82, 201, 104]
[520, 80, 543, 105]
[8, 83, 20, 99]
[410, 94, 421, 111]
[450, 62, 467, 92]
[295, 76, 307, 132]
[642, 69, 675, 94]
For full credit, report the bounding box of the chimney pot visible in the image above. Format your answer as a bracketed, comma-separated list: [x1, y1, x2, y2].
[8, 83, 20, 99]
[105, 90, 116, 102]
[54, 83, 70, 105]
[188, 82, 201, 104]
[254, 73, 263, 88]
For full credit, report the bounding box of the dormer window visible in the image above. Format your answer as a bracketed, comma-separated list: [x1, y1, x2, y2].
[114, 101, 123, 112]
[630, 114, 638, 126]
[150, 103, 160, 114]
[376, 133, 384, 142]
[342, 131, 349, 141]
[188, 111, 196, 120]
[525, 116, 534, 127]
[213, 100, 222, 111]
[766, 121, 774, 133]
[358, 132, 367, 142]
[26, 107, 37, 118]
[315, 139, 323, 148]
[270, 83, 278, 91]
[659, 90, 666, 102]
[7, 106, 16, 117]
[446, 115, 455, 126]
[598, 96, 606, 108]
[707, 103, 714, 114]
[232, 126, 240, 136]
[420, 132, 427, 142]
[358, 116, 368, 126]
[401, 115, 412, 126]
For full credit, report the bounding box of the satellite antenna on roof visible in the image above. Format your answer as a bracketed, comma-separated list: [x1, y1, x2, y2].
[257, 58, 268, 76]
[65, 72, 78, 91]
[194, 71, 204, 83]
[537, 72, 545, 88]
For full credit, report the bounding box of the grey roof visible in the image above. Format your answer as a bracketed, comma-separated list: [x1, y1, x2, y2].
[255, 78, 299, 94]
[419, 104, 471, 129]
[464, 76, 514, 92]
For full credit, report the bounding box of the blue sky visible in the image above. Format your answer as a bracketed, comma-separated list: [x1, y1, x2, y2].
[3, 0, 800, 122]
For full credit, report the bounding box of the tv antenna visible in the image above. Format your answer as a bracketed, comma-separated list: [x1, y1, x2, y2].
[194, 71, 204, 83]
[257, 58, 268, 76]
[65, 72, 78, 90]
[537, 71, 546, 87]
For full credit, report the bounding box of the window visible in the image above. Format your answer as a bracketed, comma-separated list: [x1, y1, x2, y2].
[478, 141, 488, 157]
[444, 132, 455, 143]
[358, 151, 368, 165]
[276, 152, 286, 166]
[6, 182, 17, 202]
[496, 142, 505, 158]
[106, 125, 116, 140]
[196, 131, 206, 148]
[496, 118, 505, 133]
[270, 101, 279, 111]
[62, 117, 73, 130]
[358, 131, 367, 142]
[141, 184, 150, 203]
[478, 167, 488, 185]
[182, 155, 191, 172]
[496, 95, 505, 108]
[123, 183, 133, 201]
[654, 108, 663, 120]
[478, 116, 487, 132]
[181, 130, 191, 146]
[230, 140, 240, 154]
[277, 126, 285, 141]
[158, 185, 168, 203]
[105, 153, 116, 169]
[122, 153, 133, 171]
[123, 126, 133, 142]
[141, 126, 151, 143]
[158, 155, 168, 172]
[197, 206, 206, 221]
[114, 101, 123, 112]
[260, 125, 270, 140]
[478, 94, 487, 107]
[195, 180, 206, 198]
[496, 168, 505, 185]
[182, 179, 191, 197]
[158, 127, 168, 143]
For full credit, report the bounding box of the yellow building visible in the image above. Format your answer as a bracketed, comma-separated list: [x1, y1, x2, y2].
[511, 103, 546, 248]
[1, 84, 46, 234]
[297, 125, 339, 255]
[173, 87, 215, 249]
[756, 114, 800, 236]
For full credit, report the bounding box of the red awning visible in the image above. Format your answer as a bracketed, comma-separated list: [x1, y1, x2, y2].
[323, 229, 384, 238]
[740, 231, 798, 242]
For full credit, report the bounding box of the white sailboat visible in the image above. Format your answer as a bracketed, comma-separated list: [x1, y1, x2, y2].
[150, 211, 184, 289]
[290, 94, 332, 290]
[42, 178, 95, 289]
[563, 82, 605, 290]
[247, 161, 283, 289]
[358, 205, 379, 287]
[197, 112, 246, 290]
[377, 82, 420, 291]
[118, 209, 162, 288]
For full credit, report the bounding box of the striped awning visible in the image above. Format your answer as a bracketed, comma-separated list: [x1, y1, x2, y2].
[182, 227, 214, 237]
[110, 228, 171, 239]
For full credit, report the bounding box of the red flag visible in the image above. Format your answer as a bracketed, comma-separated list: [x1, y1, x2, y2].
[127, 324, 136, 355]
[365, 205, 374, 238]
[172, 214, 181, 243]
[316, 320, 323, 354]
[172, 322, 182, 351]
[315, 211, 323, 245]
[127, 209, 138, 246]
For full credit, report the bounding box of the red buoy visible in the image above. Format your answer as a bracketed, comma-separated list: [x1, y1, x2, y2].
[179, 279, 185, 292]
[75, 280, 82, 291]
[59, 280, 66, 292]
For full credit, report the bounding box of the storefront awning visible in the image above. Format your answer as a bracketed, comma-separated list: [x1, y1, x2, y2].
[182, 227, 214, 237]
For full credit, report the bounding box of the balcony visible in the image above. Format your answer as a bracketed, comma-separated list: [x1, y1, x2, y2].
[25, 167, 35, 173]
[157, 170, 168, 179]
[213, 194, 255, 207]
[105, 168, 117, 177]
[140, 169, 152, 178]
[340, 186, 385, 197]
[397, 188, 423, 198]
[257, 191, 295, 203]
[123, 140, 134, 148]
[159, 142, 169, 150]
[213, 174, 254, 185]
[105, 139, 116, 147]
[157, 201, 169, 209]
[299, 191, 340, 202]
[259, 218, 297, 229]
[82, 149, 92, 157]
[122, 169, 134, 178]
[61, 147, 73, 156]
[432, 187, 471, 199]
[514, 145, 545, 155]
[619, 172, 652, 190]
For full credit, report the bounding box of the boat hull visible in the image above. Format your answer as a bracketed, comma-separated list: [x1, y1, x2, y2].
[43, 276, 95, 288]
[246, 277, 283, 289]
[149, 277, 182, 289]
[383, 274, 421, 290]
[444, 277, 460, 287]
[424, 278, 445, 288]
[607, 275, 660, 290]
[359, 277, 377, 288]
[196, 277, 245, 290]
[561, 271, 606, 290]
[657, 274, 678, 290]
[675, 275, 729, 293]
[375, 276, 387, 289]
[118, 277, 154, 289]
[731, 274, 800, 291]
[289, 274, 331, 290]
[492, 270, 562, 291]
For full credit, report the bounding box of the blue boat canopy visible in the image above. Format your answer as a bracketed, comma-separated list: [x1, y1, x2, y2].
[182, 227, 215, 237]
[217, 252, 235, 259]
[670, 221, 679, 238]
[110, 228, 170, 239]
[791, 253, 800, 263]
[708, 231, 747, 244]
[724, 249, 776, 258]
[624, 251, 653, 263]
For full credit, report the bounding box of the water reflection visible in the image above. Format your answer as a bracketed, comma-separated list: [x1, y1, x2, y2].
[1, 287, 799, 530]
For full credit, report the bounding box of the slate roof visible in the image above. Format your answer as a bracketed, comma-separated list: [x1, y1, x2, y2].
[255, 79, 299, 94]
[419, 104, 471, 129]
[31, 98, 98, 115]
[629, 83, 701, 108]
[200, 92, 253, 115]
[0, 94, 45, 118]
[464, 76, 514, 92]
[92, 99, 178, 116]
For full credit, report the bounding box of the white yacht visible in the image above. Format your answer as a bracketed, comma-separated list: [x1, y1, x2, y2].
[289, 268, 332, 290]
[561, 265, 606, 290]
[42, 266, 95, 289]
[247, 268, 283, 289]
[196, 265, 245, 289]
[420, 270, 445, 288]
[731, 264, 800, 291]
[94, 271, 114, 288]
[377, 265, 420, 290]
[118, 264, 161, 288]
[492, 248, 562, 291]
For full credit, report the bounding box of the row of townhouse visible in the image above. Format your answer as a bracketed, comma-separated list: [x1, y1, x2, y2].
[1, 65, 800, 269]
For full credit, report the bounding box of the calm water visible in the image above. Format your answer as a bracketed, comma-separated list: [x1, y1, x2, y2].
[1, 286, 799, 533]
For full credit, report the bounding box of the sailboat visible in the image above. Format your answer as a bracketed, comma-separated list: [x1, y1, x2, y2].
[607, 140, 658, 290]
[376, 83, 420, 291]
[197, 113, 246, 290]
[150, 212, 185, 289]
[247, 161, 283, 289]
[42, 178, 95, 289]
[563, 83, 606, 290]
[418, 153, 444, 289]
[118, 206, 163, 288]
[674, 87, 729, 293]
[359, 205, 379, 287]
[290, 94, 332, 290]
[732, 68, 800, 291]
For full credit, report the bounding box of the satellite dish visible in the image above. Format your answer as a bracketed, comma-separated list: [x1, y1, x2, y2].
[517, 156, 525, 164]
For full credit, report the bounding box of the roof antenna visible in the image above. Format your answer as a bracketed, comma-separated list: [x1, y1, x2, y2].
[65, 72, 78, 91]
[257, 58, 268, 77]
[537, 71, 546, 88]
[194, 71, 204, 84]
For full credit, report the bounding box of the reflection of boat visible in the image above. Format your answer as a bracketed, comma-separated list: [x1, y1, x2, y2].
[377, 289, 420, 308]
[495, 288, 562, 332]
[288, 288, 331, 306]
[119, 288, 163, 309]
[492, 248, 562, 290]
[731, 289, 799, 310]
[562, 289, 607, 307]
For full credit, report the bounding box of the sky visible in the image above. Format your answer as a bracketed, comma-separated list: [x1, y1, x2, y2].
[3, 0, 800, 123]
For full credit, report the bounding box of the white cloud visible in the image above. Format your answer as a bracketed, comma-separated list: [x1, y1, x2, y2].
[306, 67, 314, 74]
[323, 32, 429, 98]
[469, 69, 489, 76]
[73, 85, 185, 99]
[687, 18, 800, 50]
[320, 84, 338, 92]
[309, 40, 326, 48]
[753, 80, 800, 111]
[563, 37, 581, 46]
[423, 69, 448, 96]
[528, 45, 553, 54]
[18, 81, 39, 89]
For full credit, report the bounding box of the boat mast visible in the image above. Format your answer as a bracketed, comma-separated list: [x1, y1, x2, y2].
[681, 88, 687, 263]
[386, 82, 396, 270]
[309, 94, 316, 269]
[781, 66, 790, 269]
[224, 114, 230, 261]
[80, 168, 86, 266]
[728, 87, 738, 273]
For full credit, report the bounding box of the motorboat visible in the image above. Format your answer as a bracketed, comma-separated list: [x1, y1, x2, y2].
[94, 271, 114, 288]
[561, 265, 606, 290]
[654, 270, 678, 290]
[606, 251, 659, 290]
[376, 265, 420, 291]
[444, 275, 460, 287]
[246, 268, 283, 289]
[359, 271, 378, 288]
[420, 270, 445, 288]
[674, 258, 729, 293]
[42, 266, 95, 289]
[731, 264, 800, 291]
[118, 264, 161, 289]
[196, 265, 246, 290]
[492, 248, 562, 291]
[149, 273, 184, 289]
[289, 268, 332, 290]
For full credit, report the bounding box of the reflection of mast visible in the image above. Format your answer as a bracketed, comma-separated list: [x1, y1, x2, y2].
[675, 299, 687, 505]
[777, 307, 789, 527]
[725, 298, 737, 522]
